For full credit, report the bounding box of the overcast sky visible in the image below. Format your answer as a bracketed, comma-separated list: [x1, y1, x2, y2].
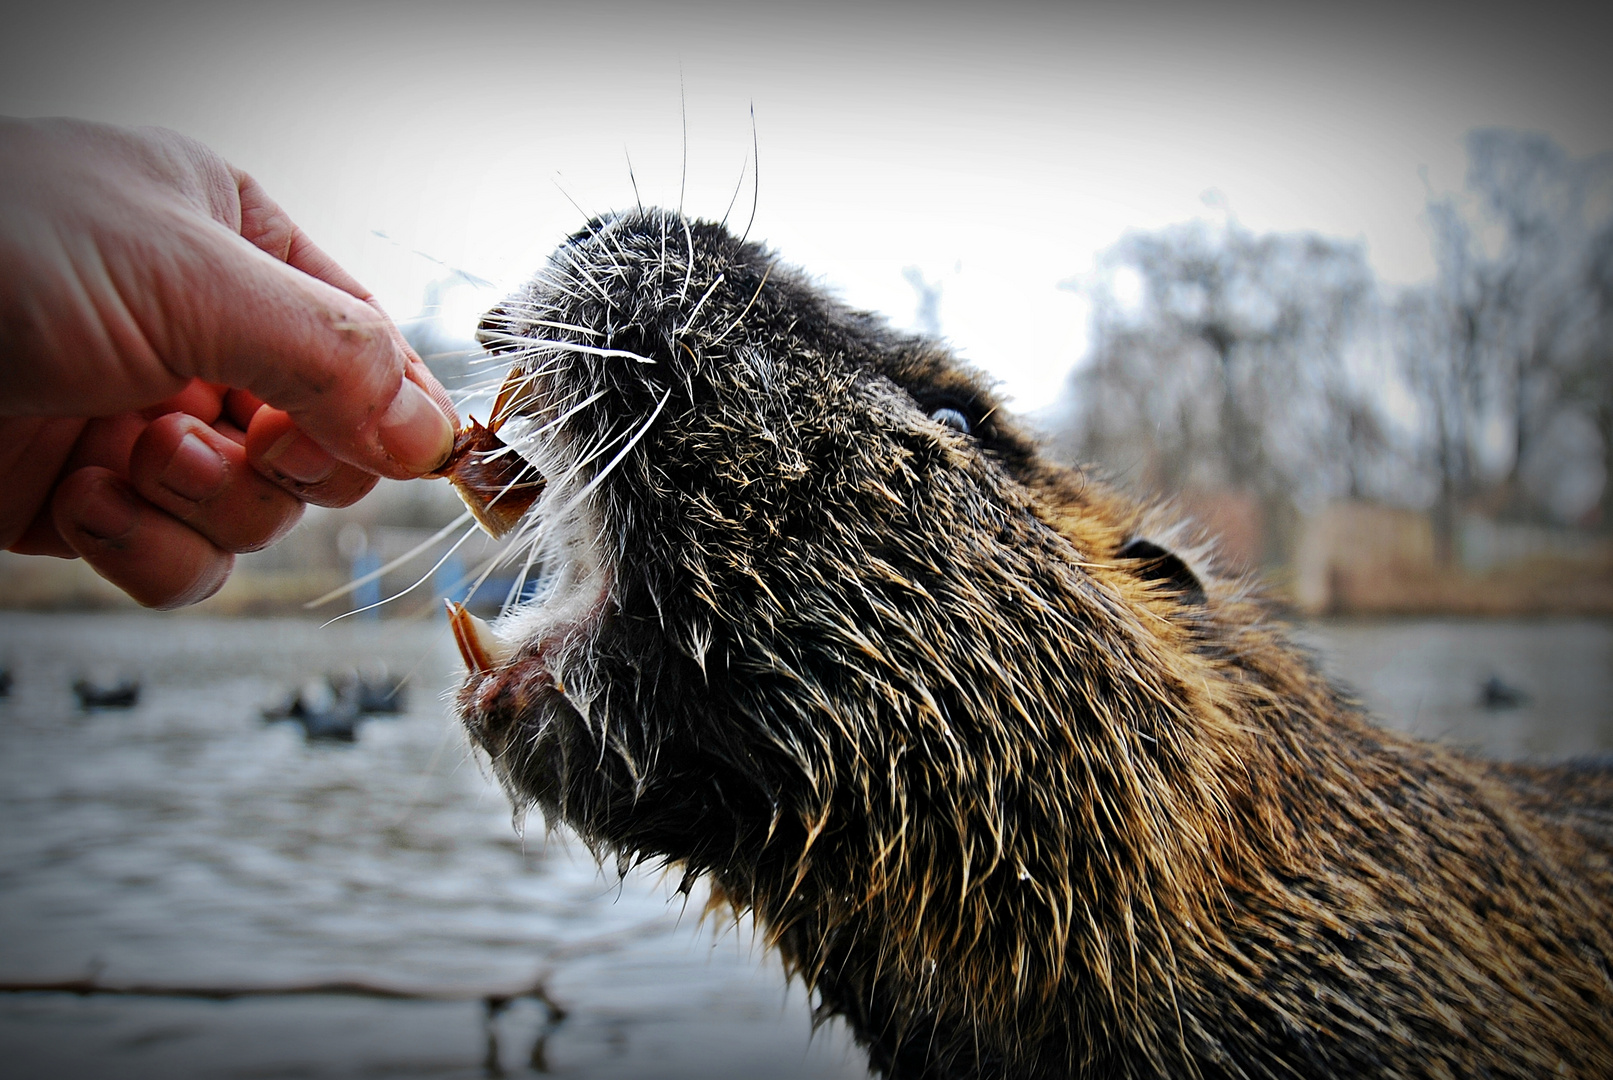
[4, 0, 1609, 412]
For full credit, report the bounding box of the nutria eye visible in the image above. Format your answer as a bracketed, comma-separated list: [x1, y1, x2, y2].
[930, 407, 972, 435]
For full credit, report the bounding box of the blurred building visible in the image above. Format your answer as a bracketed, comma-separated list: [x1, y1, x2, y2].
[1293, 502, 1613, 616]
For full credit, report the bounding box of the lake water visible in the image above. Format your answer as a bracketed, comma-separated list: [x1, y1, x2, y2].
[0, 612, 1608, 1079]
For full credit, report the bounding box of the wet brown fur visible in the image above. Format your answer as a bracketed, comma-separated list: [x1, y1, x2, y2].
[457, 209, 1613, 1079]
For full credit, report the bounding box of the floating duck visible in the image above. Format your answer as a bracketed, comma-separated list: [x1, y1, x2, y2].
[328, 664, 409, 716]
[262, 672, 395, 743]
[72, 674, 140, 710]
[1479, 673, 1530, 710]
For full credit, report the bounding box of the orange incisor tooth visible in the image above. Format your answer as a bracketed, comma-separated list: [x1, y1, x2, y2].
[446, 600, 508, 674]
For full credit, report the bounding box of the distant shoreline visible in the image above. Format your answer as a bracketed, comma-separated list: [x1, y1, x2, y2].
[4, 549, 1608, 620]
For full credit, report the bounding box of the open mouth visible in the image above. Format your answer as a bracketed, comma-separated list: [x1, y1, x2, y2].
[437, 370, 615, 710]
[444, 496, 613, 685]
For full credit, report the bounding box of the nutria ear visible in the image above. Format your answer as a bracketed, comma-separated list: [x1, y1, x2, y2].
[1117, 538, 1206, 606]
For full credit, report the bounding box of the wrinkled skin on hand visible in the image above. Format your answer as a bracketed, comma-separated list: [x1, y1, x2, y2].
[0, 117, 456, 607]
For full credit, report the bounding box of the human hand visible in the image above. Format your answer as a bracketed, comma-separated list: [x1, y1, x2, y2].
[0, 117, 458, 608]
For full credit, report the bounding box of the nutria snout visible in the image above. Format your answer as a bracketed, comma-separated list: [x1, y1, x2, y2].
[450, 208, 1613, 1079]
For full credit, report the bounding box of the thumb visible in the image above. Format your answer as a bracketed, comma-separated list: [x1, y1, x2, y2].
[163, 222, 456, 479]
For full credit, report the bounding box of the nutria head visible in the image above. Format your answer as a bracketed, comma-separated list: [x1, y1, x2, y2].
[452, 207, 1270, 1073]
[448, 208, 1613, 1079]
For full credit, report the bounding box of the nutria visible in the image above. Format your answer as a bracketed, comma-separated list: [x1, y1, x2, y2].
[446, 208, 1613, 1079]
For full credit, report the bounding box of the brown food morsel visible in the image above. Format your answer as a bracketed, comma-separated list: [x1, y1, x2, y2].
[428, 418, 546, 539]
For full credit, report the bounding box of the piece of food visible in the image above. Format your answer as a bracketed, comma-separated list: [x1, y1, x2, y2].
[428, 417, 545, 539]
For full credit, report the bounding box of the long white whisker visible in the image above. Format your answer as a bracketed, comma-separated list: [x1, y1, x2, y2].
[710, 261, 774, 347]
[483, 312, 602, 339]
[680, 214, 695, 304]
[551, 175, 591, 227]
[433, 536, 525, 608]
[659, 213, 669, 283]
[547, 424, 628, 496]
[720, 147, 749, 229]
[551, 387, 672, 524]
[502, 533, 547, 613]
[529, 413, 630, 520]
[451, 353, 504, 374]
[368, 229, 495, 287]
[678, 72, 688, 217]
[479, 336, 655, 365]
[568, 260, 615, 309]
[678, 274, 726, 336]
[304, 511, 474, 608]
[625, 146, 642, 213]
[496, 517, 549, 588]
[457, 540, 528, 614]
[320, 520, 484, 627]
[741, 102, 761, 245]
[533, 389, 608, 435]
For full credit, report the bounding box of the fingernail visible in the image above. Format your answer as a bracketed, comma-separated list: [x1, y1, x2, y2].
[378, 377, 454, 474]
[73, 477, 139, 543]
[160, 433, 227, 502]
[262, 428, 337, 485]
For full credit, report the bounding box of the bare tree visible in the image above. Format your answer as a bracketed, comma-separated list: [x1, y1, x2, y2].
[1562, 220, 1613, 529]
[1058, 219, 1378, 562]
[1057, 130, 1613, 575]
[1393, 279, 1474, 563]
[1403, 130, 1613, 543]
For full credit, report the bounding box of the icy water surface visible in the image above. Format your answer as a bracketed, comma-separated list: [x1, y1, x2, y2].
[1297, 617, 1613, 758]
[0, 612, 1608, 1078]
[0, 614, 862, 1080]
